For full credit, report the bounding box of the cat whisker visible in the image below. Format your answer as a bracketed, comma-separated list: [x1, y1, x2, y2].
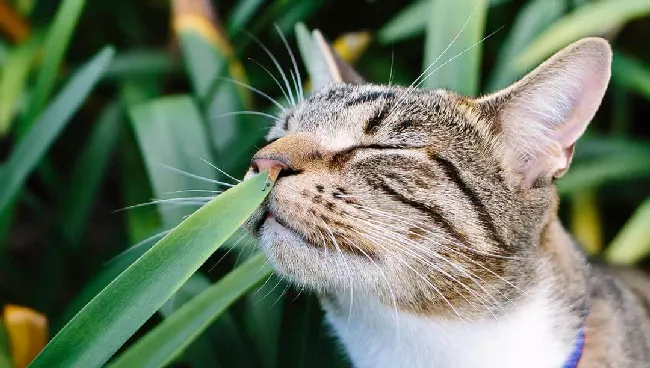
[162, 189, 224, 195]
[275, 24, 304, 102]
[219, 77, 287, 111]
[319, 217, 356, 332]
[158, 164, 235, 188]
[341, 231, 401, 336]
[352, 215, 502, 318]
[415, 25, 505, 90]
[211, 111, 279, 124]
[245, 32, 296, 107]
[208, 230, 249, 273]
[351, 229, 467, 322]
[351, 202, 528, 300]
[114, 197, 211, 212]
[247, 57, 294, 104]
[385, 9, 476, 121]
[197, 157, 242, 183]
[350, 201, 529, 260]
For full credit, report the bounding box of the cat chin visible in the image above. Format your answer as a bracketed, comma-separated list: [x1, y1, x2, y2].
[258, 217, 376, 292]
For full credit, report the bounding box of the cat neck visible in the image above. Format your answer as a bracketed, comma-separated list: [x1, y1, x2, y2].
[320, 219, 589, 368]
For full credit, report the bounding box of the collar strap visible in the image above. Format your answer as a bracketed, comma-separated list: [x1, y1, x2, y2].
[561, 324, 586, 368]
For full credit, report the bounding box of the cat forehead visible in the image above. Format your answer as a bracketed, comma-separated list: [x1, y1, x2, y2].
[271, 83, 467, 149]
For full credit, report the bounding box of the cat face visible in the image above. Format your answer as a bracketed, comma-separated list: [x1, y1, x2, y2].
[246, 33, 612, 318]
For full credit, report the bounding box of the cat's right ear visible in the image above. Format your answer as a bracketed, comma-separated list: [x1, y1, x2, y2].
[476, 38, 612, 189]
[311, 30, 365, 91]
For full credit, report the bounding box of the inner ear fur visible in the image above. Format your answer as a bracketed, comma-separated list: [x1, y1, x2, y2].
[476, 37, 612, 188]
[311, 29, 365, 91]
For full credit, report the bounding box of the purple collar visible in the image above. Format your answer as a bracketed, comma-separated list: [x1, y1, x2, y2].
[561, 324, 586, 368]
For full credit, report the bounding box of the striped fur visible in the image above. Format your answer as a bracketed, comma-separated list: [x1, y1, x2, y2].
[246, 37, 650, 367]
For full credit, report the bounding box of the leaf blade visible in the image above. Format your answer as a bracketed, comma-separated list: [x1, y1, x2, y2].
[0, 46, 115, 214]
[108, 252, 272, 368]
[28, 172, 272, 368]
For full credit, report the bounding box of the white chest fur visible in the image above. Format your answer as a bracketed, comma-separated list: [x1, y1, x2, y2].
[323, 287, 574, 368]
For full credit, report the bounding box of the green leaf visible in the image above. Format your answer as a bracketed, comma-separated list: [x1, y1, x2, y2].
[0, 320, 12, 368]
[104, 50, 177, 81]
[379, 0, 506, 44]
[423, 0, 487, 95]
[0, 34, 42, 136]
[295, 22, 316, 83]
[486, 0, 565, 92]
[29, 171, 273, 368]
[59, 102, 123, 244]
[129, 95, 216, 228]
[0, 46, 115, 215]
[606, 197, 650, 264]
[558, 157, 650, 194]
[52, 230, 168, 333]
[378, 0, 428, 44]
[108, 252, 272, 368]
[515, 0, 650, 72]
[227, 0, 267, 35]
[611, 52, 650, 100]
[20, 0, 87, 132]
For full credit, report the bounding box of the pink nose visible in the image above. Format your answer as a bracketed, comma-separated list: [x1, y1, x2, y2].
[251, 158, 288, 173]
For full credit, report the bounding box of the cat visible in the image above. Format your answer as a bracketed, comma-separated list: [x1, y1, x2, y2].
[245, 30, 650, 368]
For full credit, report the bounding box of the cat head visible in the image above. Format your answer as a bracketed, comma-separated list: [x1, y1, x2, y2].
[246, 30, 611, 317]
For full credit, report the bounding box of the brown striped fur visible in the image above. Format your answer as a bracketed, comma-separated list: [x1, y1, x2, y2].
[246, 36, 650, 366]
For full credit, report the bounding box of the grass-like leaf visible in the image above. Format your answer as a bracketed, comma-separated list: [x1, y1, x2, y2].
[0, 46, 115, 215]
[29, 171, 273, 368]
[108, 252, 272, 368]
[485, 0, 565, 92]
[612, 52, 650, 100]
[20, 0, 87, 132]
[423, 0, 486, 95]
[59, 102, 123, 244]
[0, 34, 41, 135]
[606, 197, 650, 264]
[129, 96, 216, 228]
[515, 0, 650, 71]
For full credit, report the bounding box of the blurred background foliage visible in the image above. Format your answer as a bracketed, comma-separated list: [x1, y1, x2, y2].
[0, 0, 650, 366]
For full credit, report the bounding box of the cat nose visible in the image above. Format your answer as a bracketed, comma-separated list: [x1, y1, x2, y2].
[250, 158, 289, 174]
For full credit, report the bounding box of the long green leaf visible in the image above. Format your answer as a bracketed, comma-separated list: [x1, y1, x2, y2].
[379, 0, 505, 44]
[423, 0, 486, 95]
[20, 0, 87, 131]
[605, 197, 650, 264]
[558, 157, 650, 194]
[486, 0, 565, 92]
[0, 320, 11, 368]
[515, 0, 650, 71]
[0, 34, 42, 135]
[59, 102, 123, 243]
[108, 252, 272, 368]
[129, 95, 216, 228]
[29, 171, 272, 368]
[0, 46, 115, 214]
[611, 52, 650, 100]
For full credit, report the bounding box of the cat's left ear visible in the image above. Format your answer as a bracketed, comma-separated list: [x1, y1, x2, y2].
[311, 30, 365, 91]
[476, 37, 612, 188]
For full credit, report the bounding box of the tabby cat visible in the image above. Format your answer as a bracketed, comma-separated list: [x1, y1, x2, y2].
[245, 30, 650, 367]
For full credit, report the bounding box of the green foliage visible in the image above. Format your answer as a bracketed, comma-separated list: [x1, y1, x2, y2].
[0, 0, 649, 367]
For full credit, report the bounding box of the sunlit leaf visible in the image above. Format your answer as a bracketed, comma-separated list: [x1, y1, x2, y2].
[606, 197, 650, 264]
[515, 0, 650, 72]
[19, 0, 87, 133]
[29, 171, 273, 367]
[423, 0, 486, 95]
[108, 252, 272, 368]
[486, 0, 565, 92]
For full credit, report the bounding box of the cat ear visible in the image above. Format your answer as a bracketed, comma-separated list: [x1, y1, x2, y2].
[311, 29, 365, 91]
[477, 37, 612, 188]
